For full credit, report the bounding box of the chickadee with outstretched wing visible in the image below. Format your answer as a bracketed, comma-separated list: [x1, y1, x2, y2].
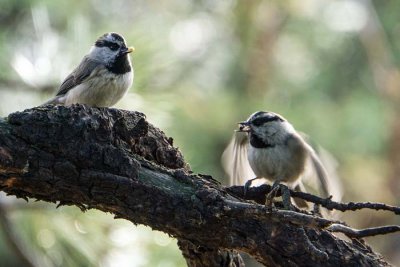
[44, 32, 134, 107]
[222, 111, 342, 207]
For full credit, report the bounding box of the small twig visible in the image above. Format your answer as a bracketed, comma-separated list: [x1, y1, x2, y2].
[227, 187, 400, 238]
[290, 191, 400, 215]
[226, 184, 400, 215]
[327, 224, 400, 238]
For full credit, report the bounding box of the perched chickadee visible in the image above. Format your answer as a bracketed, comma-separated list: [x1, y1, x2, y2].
[222, 111, 341, 207]
[44, 32, 134, 107]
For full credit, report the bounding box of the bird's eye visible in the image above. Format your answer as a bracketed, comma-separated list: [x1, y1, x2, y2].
[109, 43, 119, 51]
[251, 119, 264, 127]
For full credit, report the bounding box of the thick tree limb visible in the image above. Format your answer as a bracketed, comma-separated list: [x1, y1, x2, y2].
[0, 105, 393, 266]
[178, 239, 245, 267]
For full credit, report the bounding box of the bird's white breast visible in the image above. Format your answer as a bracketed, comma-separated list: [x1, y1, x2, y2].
[63, 68, 133, 107]
[247, 144, 304, 184]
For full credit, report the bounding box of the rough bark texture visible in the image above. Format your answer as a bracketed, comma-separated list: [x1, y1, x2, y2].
[0, 105, 391, 267]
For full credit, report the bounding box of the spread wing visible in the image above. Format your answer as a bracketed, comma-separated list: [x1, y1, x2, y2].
[300, 133, 342, 202]
[221, 131, 255, 186]
[56, 56, 100, 96]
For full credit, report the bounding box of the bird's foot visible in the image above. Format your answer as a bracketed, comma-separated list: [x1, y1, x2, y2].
[265, 182, 294, 210]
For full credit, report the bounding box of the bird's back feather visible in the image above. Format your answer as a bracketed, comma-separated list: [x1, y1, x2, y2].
[56, 56, 101, 97]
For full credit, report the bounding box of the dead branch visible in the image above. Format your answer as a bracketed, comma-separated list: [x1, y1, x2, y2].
[227, 184, 400, 215]
[327, 224, 400, 238]
[0, 105, 394, 267]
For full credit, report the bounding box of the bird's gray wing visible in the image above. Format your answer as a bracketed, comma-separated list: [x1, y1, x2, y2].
[310, 145, 342, 202]
[221, 131, 255, 186]
[300, 132, 342, 202]
[56, 56, 100, 96]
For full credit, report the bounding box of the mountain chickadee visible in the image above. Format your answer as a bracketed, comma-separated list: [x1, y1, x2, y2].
[222, 111, 341, 207]
[44, 32, 134, 107]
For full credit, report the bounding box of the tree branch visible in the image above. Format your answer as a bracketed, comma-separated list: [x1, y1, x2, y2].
[327, 224, 400, 238]
[227, 184, 400, 215]
[0, 105, 394, 266]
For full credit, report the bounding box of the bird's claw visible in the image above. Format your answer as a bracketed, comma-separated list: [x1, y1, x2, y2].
[265, 182, 294, 210]
[243, 177, 262, 196]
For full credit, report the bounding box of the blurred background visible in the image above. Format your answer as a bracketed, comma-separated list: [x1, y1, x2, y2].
[0, 0, 399, 266]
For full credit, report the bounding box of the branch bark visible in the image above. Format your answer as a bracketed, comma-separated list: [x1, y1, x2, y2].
[0, 105, 392, 266]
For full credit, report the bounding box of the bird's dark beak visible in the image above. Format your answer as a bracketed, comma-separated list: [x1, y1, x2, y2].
[236, 121, 251, 132]
[120, 46, 135, 55]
